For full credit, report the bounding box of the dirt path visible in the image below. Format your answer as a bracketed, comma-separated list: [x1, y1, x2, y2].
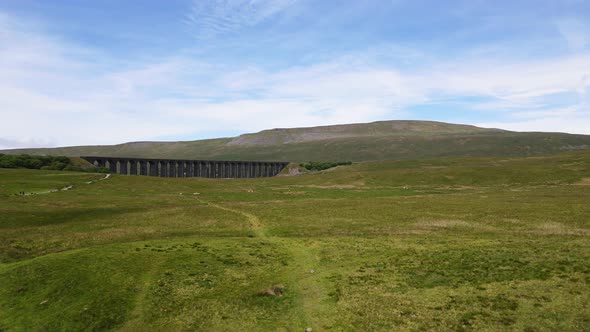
[197, 199, 266, 237]
[20, 173, 110, 196]
[196, 198, 335, 330]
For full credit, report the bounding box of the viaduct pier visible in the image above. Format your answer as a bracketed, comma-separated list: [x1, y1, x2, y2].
[81, 156, 289, 178]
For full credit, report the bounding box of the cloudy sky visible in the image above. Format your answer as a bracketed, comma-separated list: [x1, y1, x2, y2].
[1, 0, 590, 149]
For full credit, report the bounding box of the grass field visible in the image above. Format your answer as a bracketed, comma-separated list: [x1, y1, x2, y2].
[1, 152, 589, 331]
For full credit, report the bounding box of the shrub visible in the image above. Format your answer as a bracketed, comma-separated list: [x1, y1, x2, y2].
[63, 165, 83, 172]
[301, 161, 352, 171]
[0, 154, 77, 170]
[51, 161, 67, 171]
[0, 154, 80, 171]
[0, 154, 113, 174]
[53, 156, 71, 164]
[94, 167, 109, 173]
[24, 158, 43, 169]
[0, 155, 18, 168]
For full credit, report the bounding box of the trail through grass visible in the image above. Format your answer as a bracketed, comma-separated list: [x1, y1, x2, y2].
[280, 239, 337, 330]
[197, 198, 266, 238]
[118, 256, 166, 332]
[198, 197, 333, 330]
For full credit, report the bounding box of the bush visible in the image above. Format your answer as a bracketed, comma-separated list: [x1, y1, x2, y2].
[93, 167, 109, 174]
[24, 158, 43, 169]
[0, 154, 75, 170]
[0, 155, 17, 168]
[63, 165, 83, 172]
[51, 161, 67, 171]
[301, 161, 352, 171]
[53, 156, 71, 164]
[0, 154, 111, 173]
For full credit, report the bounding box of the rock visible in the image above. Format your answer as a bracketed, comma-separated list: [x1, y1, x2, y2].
[305, 328, 313, 332]
[39, 300, 48, 305]
[258, 284, 286, 297]
[259, 288, 277, 297]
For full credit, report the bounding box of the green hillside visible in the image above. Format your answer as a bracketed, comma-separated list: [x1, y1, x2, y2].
[1, 151, 589, 330]
[3, 120, 590, 161]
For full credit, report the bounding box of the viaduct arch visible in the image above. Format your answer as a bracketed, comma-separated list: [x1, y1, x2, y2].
[81, 156, 289, 178]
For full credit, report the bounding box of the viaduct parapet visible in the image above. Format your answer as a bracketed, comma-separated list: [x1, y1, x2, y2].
[81, 156, 289, 178]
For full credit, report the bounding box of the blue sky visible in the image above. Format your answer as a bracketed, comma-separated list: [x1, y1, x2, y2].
[1, 0, 590, 148]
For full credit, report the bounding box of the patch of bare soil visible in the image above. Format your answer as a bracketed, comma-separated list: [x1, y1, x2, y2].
[277, 164, 303, 176]
[573, 178, 590, 185]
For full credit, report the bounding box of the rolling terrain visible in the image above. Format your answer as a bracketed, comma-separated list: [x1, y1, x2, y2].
[1, 151, 589, 330]
[3, 120, 590, 161]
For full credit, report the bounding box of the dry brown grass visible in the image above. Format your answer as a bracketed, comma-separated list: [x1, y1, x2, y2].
[290, 182, 364, 189]
[573, 177, 590, 185]
[533, 222, 590, 236]
[416, 219, 470, 228]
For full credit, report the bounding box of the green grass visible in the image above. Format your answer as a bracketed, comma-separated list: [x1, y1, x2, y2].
[1, 151, 589, 331]
[0, 169, 103, 196]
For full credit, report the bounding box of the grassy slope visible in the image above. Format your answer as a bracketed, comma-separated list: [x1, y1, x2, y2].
[3, 120, 590, 161]
[0, 151, 589, 330]
[0, 169, 101, 196]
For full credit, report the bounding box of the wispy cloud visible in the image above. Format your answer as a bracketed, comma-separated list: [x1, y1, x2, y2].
[185, 0, 297, 38]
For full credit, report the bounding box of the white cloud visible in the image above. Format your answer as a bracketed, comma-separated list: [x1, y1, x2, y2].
[477, 113, 590, 135]
[419, 55, 590, 102]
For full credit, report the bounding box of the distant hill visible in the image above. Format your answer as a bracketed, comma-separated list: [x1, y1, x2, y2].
[2, 120, 590, 161]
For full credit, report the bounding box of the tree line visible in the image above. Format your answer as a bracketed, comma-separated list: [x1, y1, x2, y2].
[0, 154, 108, 173]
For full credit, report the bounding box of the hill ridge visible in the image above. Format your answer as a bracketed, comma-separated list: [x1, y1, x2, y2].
[1, 120, 589, 162]
[227, 120, 505, 146]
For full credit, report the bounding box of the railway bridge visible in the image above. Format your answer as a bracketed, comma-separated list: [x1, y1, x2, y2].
[81, 156, 289, 178]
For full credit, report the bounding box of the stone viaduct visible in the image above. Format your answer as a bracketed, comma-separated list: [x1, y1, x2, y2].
[81, 156, 289, 178]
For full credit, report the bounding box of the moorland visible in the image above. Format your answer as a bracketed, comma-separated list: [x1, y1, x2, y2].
[1, 151, 589, 331]
[4, 120, 590, 161]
